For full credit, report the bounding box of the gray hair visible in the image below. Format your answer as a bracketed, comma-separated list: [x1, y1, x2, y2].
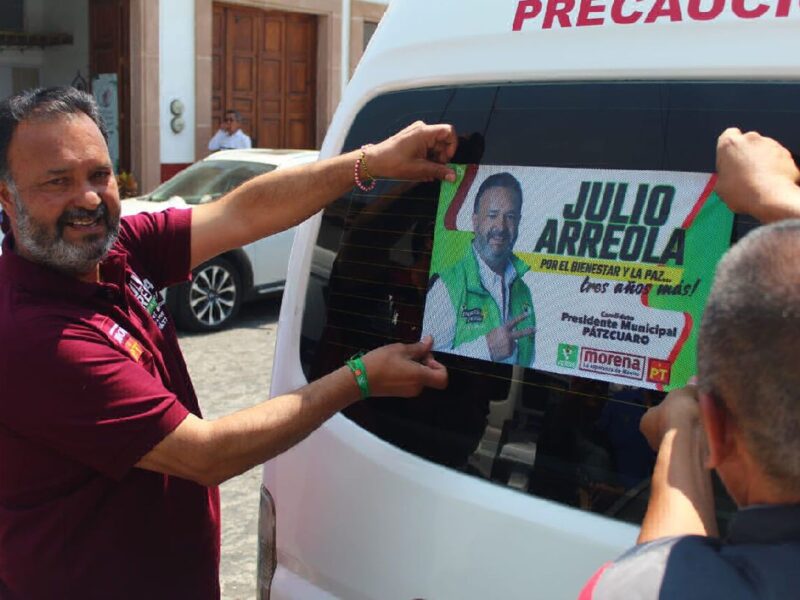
[0, 86, 108, 184]
[698, 219, 800, 491]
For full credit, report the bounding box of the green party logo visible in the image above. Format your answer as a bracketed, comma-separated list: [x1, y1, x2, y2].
[557, 343, 578, 368]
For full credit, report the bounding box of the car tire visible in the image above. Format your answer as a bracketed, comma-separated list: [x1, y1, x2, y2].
[175, 257, 242, 332]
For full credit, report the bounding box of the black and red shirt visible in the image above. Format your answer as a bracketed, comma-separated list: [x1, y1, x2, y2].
[579, 505, 800, 599]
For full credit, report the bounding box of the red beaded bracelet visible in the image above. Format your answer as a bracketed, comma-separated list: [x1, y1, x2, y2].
[354, 144, 377, 192]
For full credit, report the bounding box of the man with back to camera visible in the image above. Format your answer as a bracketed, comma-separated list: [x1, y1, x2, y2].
[208, 109, 252, 150]
[0, 87, 457, 599]
[579, 128, 800, 599]
[423, 172, 537, 367]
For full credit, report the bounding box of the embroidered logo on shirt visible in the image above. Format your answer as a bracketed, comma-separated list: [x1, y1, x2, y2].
[461, 306, 485, 324]
[128, 272, 169, 330]
[106, 321, 145, 362]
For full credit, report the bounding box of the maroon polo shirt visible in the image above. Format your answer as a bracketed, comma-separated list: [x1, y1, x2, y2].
[0, 209, 221, 599]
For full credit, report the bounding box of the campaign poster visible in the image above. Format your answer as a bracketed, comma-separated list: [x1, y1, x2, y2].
[421, 164, 734, 391]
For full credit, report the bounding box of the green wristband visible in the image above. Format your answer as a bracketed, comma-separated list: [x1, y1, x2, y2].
[346, 352, 371, 399]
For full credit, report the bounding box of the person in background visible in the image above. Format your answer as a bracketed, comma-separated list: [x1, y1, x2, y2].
[578, 129, 800, 599]
[208, 109, 252, 150]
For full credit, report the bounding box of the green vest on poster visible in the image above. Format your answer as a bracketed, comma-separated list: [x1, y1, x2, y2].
[438, 250, 536, 366]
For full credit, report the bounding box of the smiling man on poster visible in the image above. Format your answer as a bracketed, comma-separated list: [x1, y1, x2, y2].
[423, 172, 536, 366]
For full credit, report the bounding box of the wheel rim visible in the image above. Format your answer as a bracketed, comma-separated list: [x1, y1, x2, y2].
[189, 264, 237, 327]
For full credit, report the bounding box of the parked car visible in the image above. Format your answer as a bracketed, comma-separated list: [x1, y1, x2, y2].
[122, 148, 318, 331]
[259, 2, 800, 600]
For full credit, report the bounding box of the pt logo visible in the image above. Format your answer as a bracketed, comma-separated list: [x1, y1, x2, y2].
[557, 343, 578, 368]
[647, 358, 672, 385]
[106, 321, 145, 362]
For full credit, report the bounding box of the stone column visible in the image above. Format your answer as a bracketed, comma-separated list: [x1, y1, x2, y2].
[195, 0, 213, 160]
[129, 0, 161, 192]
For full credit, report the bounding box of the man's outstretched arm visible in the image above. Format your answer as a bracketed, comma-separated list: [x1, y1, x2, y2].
[136, 337, 448, 486]
[637, 385, 718, 544]
[190, 121, 458, 270]
[716, 128, 800, 224]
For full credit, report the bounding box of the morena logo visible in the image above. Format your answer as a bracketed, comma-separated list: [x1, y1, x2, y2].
[512, 0, 797, 31]
[579, 347, 645, 380]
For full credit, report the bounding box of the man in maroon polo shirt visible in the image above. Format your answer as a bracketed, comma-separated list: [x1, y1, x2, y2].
[0, 87, 455, 599]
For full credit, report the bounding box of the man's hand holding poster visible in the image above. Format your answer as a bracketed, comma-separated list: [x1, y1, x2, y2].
[421, 164, 734, 390]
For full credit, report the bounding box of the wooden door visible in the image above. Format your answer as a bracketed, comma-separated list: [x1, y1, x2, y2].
[225, 7, 259, 143]
[89, 0, 130, 171]
[257, 12, 284, 148]
[213, 4, 317, 149]
[212, 5, 225, 133]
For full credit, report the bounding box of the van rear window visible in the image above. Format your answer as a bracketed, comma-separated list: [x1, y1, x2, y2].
[300, 82, 800, 526]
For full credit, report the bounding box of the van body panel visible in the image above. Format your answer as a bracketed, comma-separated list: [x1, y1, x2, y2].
[265, 1, 800, 598]
[322, 4, 799, 162]
[264, 414, 635, 600]
[270, 565, 338, 600]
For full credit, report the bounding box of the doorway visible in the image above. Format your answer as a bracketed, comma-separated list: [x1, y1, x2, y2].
[213, 4, 317, 149]
[89, 0, 131, 172]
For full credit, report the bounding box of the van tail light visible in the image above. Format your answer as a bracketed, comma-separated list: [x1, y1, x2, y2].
[256, 484, 277, 600]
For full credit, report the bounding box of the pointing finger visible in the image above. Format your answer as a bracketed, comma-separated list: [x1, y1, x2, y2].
[421, 353, 445, 370]
[718, 127, 742, 144]
[510, 327, 536, 340]
[415, 159, 456, 182]
[406, 335, 434, 359]
[418, 360, 448, 389]
[505, 313, 529, 329]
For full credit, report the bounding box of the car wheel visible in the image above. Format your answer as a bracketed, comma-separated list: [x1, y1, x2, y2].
[175, 257, 242, 332]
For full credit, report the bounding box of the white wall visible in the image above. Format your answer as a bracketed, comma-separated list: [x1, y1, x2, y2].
[40, 0, 90, 89]
[0, 50, 43, 100]
[25, 0, 46, 31]
[0, 0, 46, 100]
[159, 0, 196, 164]
[0, 0, 89, 97]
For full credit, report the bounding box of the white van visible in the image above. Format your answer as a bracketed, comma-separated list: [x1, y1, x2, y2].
[259, 2, 800, 598]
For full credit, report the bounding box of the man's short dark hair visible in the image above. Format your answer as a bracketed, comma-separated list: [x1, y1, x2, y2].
[225, 109, 243, 122]
[0, 87, 107, 233]
[698, 220, 800, 491]
[473, 172, 523, 214]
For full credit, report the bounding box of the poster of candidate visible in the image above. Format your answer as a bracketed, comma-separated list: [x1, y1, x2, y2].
[421, 164, 734, 391]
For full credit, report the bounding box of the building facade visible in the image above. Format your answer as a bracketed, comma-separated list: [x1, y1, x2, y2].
[0, 0, 388, 191]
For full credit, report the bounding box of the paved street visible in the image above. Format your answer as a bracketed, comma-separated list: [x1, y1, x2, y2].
[177, 298, 282, 600]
